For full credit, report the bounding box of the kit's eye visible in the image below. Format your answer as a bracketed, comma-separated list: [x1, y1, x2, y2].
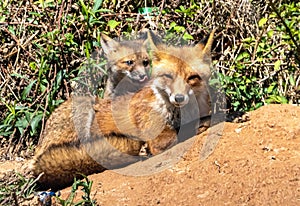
[143, 60, 149, 67]
[124, 60, 134, 66]
[187, 74, 202, 85]
[162, 73, 173, 79]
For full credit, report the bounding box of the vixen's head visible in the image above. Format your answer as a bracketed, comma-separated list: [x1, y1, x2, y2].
[149, 30, 215, 82]
[150, 52, 203, 108]
[101, 34, 151, 83]
[147, 30, 215, 117]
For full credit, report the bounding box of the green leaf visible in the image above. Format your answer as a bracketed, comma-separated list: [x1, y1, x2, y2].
[266, 95, 288, 104]
[29, 62, 37, 70]
[267, 30, 274, 38]
[278, 96, 288, 104]
[179, 5, 185, 12]
[183, 33, 194, 40]
[39, 79, 48, 92]
[267, 82, 277, 94]
[0, 130, 13, 136]
[239, 85, 246, 91]
[21, 80, 37, 100]
[269, 13, 277, 18]
[10, 73, 28, 79]
[232, 101, 240, 108]
[92, 0, 103, 12]
[15, 117, 29, 135]
[54, 70, 63, 90]
[259, 17, 268, 27]
[289, 75, 295, 86]
[78, 0, 88, 16]
[174, 25, 185, 33]
[30, 113, 43, 134]
[0, 16, 5, 22]
[89, 0, 103, 24]
[126, 18, 135, 22]
[242, 37, 255, 43]
[274, 60, 281, 71]
[107, 20, 120, 30]
[169, 22, 176, 28]
[236, 52, 250, 61]
[98, 8, 113, 13]
[255, 102, 263, 109]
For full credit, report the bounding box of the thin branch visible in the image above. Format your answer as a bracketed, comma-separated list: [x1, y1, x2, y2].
[268, 0, 300, 63]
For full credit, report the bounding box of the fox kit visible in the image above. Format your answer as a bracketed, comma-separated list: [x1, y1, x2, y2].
[101, 33, 151, 98]
[69, 33, 154, 148]
[29, 47, 204, 190]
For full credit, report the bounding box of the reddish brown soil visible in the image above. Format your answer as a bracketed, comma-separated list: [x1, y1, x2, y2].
[1, 104, 300, 205]
[59, 104, 300, 205]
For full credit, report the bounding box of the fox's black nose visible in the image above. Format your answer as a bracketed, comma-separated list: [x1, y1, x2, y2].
[139, 74, 148, 82]
[139, 74, 147, 79]
[175, 94, 185, 103]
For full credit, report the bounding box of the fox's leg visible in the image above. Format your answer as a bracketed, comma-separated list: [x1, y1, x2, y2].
[103, 79, 114, 99]
[195, 87, 211, 134]
[72, 95, 96, 143]
[146, 127, 178, 155]
[197, 115, 211, 134]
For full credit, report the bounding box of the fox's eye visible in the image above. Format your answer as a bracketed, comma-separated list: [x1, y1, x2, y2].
[162, 74, 173, 79]
[188, 74, 201, 81]
[124, 60, 134, 66]
[187, 74, 202, 85]
[143, 60, 149, 67]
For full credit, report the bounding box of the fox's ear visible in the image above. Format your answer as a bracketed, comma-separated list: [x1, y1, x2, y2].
[147, 30, 163, 45]
[197, 29, 216, 54]
[196, 29, 216, 62]
[202, 29, 215, 56]
[100, 33, 120, 55]
[142, 30, 158, 51]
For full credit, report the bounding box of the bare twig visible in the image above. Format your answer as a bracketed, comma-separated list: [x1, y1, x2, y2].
[268, 0, 300, 63]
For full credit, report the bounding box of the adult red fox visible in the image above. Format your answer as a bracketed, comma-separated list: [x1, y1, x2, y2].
[153, 30, 215, 121]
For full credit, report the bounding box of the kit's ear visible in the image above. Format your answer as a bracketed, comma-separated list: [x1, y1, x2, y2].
[142, 30, 159, 52]
[147, 30, 163, 46]
[100, 33, 121, 55]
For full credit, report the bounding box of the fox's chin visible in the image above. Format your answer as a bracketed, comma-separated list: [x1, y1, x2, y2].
[172, 102, 188, 108]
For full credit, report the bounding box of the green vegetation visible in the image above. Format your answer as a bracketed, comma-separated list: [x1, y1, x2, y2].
[0, 171, 36, 205]
[56, 176, 96, 206]
[215, 1, 299, 111]
[0, 171, 96, 205]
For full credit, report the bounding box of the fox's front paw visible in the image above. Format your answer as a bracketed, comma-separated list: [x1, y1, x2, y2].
[139, 143, 149, 156]
[147, 136, 178, 155]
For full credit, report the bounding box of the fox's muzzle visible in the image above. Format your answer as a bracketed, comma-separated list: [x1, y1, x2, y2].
[170, 93, 190, 107]
[175, 94, 185, 103]
[138, 74, 148, 82]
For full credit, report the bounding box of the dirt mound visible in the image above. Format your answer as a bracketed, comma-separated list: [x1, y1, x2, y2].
[56, 104, 299, 205]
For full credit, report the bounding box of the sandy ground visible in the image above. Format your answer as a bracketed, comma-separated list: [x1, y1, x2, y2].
[1, 104, 300, 205]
